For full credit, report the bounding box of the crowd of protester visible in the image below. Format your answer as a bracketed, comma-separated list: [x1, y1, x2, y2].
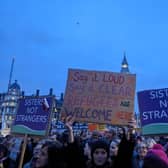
[0, 116, 167, 168]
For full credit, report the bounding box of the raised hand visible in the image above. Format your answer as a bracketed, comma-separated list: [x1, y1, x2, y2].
[65, 115, 75, 130]
[64, 115, 75, 143]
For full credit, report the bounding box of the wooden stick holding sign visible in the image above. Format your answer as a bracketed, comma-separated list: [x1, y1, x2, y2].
[18, 134, 28, 168]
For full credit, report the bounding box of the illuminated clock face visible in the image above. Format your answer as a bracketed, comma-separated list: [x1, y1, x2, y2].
[122, 64, 128, 68]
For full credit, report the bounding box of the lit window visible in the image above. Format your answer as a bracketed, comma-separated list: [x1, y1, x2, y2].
[11, 97, 15, 100]
[10, 102, 15, 106]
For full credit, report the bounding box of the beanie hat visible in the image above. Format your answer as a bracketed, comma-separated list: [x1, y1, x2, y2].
[150, 144, 168, 164]
[143, 144, 168, 168]
[152, 143, 164, 150]
[91, 139, 109, 158]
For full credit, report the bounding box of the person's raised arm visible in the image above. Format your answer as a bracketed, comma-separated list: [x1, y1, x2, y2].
[65, 115, 75, 143]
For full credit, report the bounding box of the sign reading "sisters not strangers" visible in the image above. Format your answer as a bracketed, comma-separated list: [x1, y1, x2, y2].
[138, 88, 168, 135]
[61, 69, 136, 125]
[12, 96, 54, 136]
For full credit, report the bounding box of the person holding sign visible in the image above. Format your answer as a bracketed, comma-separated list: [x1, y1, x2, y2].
[0, 144, 9, 168]
[33, 116, 83, 168]
[34, 115, 74, 168]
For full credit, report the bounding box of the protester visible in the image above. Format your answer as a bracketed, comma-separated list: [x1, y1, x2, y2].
[135, 136, 144, 145]
[143, 143, 168, 168]
[164, 141, 168, 156]
[4, 114, 168, 168]
[91, 130, 102, 141]
[23, 141, 44, 168]
[145, 138, 156, 149]
[86, 139, 111, 168]
[109, 139, 120, 163]
[83, 142, 91, 161]
[132, 142, 148, 168]
[35, 140, 66, 168]
[112, 127, 136, 168]
[0, 144, 10, 168]
[103, 128, 117, 145]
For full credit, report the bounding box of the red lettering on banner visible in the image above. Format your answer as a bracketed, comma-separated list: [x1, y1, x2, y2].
[103, 74, 125, 84]
[64, 95, 118, 108]
[71, 71, 88, 82]
[116, 111, 132, 120]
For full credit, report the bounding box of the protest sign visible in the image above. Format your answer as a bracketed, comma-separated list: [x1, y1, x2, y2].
[12, 96, 54, 136]
[61, 69, 136, 125]
[138, 88, 168, 135]
[88, 123, 98, 131]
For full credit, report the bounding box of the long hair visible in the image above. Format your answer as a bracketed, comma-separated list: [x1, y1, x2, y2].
[42, 141, 67, 168]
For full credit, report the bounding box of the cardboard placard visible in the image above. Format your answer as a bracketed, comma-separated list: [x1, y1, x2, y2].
[61, 69, 136, 125]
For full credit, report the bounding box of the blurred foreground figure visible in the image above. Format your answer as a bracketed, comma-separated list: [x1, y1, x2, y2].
[0, 144, 9, 168]
[143, 144, 168, 168]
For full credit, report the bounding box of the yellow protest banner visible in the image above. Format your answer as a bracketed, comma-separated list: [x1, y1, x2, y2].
[98, 124, 106, 131]
[61, 69, 136, 125]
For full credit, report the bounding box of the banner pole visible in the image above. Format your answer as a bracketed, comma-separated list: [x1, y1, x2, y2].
[18, 134, 28, 168]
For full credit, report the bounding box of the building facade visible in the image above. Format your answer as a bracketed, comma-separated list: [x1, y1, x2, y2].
[0, 80, 23, 135]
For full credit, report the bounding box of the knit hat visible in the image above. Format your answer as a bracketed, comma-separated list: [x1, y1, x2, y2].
[91, 139, 109, 158]
[152, 143, 164, 150]
[143, 144, 168, 168]
[150, 144, 168, 164]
